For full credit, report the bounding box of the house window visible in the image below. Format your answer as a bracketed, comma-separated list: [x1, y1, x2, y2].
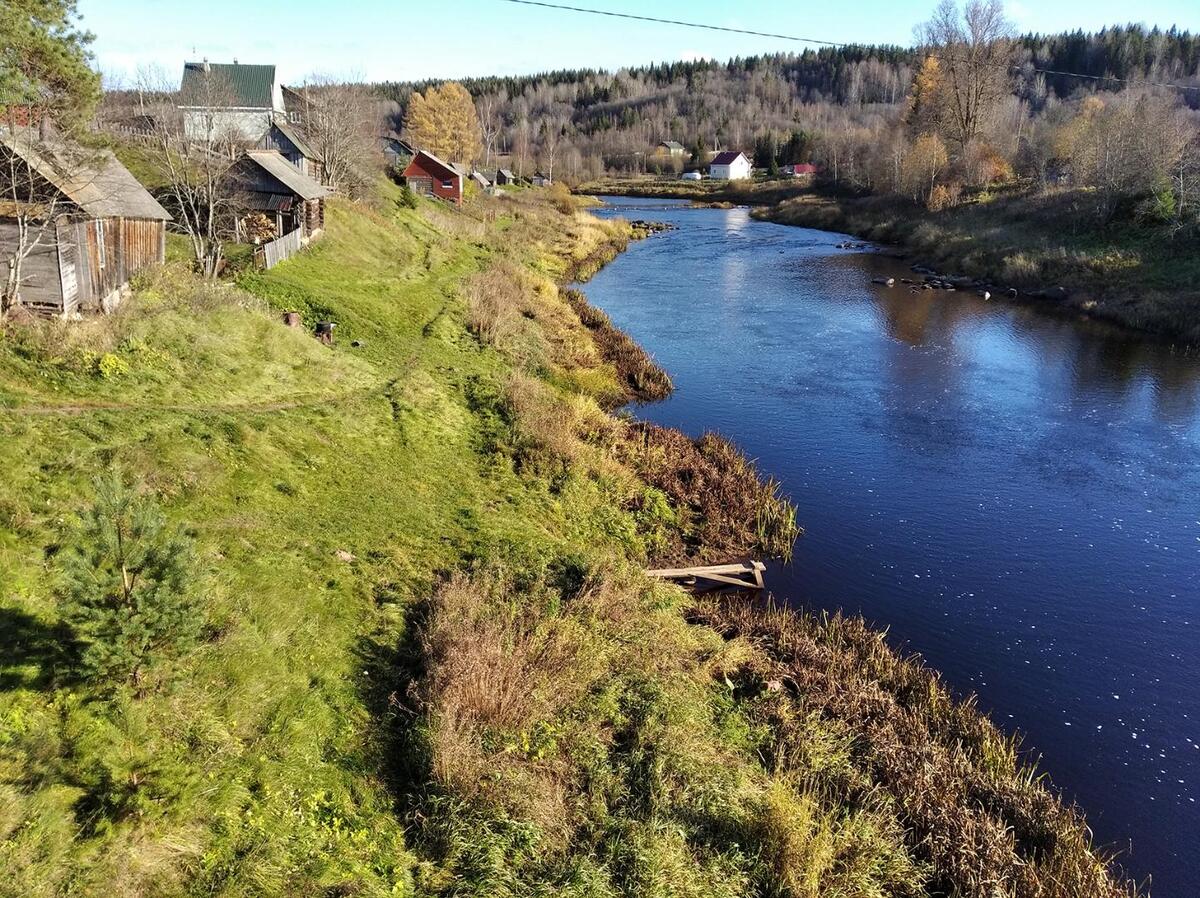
[289, 111, 301, 123]
[441, 180, 453, 189]
[94, 220, 106, 270]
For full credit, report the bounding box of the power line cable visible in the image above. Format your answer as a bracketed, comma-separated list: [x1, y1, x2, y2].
[497, 0, 1200, 94]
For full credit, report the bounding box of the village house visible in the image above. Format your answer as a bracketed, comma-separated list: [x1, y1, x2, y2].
[379, 135, 415, 170]
[709, 151, 752, 181]
[403, 150, 464, 205]
[531, 171, 552, 187]
[227, 149, 330, 241]
[494, 168, 517, 186]
[259, 119, 324, 183]
[0, 127, 171, 317]
[654, 140, 686, 158]
[469, 170, 491, 189]
[179, 60, 284, 143]
[782, 163, 819, 180]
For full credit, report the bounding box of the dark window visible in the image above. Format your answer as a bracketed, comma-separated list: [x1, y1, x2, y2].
[441, 180, 453, 189]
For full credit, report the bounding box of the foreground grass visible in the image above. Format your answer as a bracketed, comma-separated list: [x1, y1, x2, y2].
[0, 184, 1137, 897]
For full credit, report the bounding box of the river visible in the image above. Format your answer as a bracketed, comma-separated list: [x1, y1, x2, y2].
[584, 197, 1200, 895]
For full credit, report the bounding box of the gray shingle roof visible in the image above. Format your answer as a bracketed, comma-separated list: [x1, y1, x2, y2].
[0, 126, 171, 221]
[660, 140, 685, 150]
[181, 62, 276, 108]
[245, 150, 330, 200]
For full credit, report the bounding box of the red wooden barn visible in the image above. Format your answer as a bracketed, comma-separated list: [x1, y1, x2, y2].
[402, 150, 464, 205]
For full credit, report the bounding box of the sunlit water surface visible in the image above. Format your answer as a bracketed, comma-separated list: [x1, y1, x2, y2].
[582, 197, 1200, 895]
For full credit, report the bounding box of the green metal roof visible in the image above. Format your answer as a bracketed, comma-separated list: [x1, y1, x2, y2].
[180, 62, 276, 109]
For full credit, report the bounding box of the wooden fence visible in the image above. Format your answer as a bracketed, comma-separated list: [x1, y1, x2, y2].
[255, 227, 304, 270]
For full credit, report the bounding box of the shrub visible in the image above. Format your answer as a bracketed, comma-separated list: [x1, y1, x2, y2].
[95, 352, 129, 379]
[59, 474, 203, 690]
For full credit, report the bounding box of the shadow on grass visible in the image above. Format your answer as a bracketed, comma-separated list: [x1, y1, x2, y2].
[0, 606, 76, 691]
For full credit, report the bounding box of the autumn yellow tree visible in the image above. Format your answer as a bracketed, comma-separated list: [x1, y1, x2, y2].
[900, 133, 949, 203]
[404, 82, 483, 164]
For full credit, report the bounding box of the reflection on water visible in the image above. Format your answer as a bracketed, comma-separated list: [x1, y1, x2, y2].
[583, 197, 1200, 897]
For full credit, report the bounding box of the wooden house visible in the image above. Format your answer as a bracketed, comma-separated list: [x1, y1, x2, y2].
[228, 150, 330, 240]
[531, 171, 552, 187]
[495, 168, 517, 186]
[258, 119, 323, 183]
[379, 135, 415, 169]
[653, 140, 686, 158]
[469, 170, 491, 189]
[0, 126, 171, 317]
[402, 150, 464, 205]
[179, 61, 283, 143]
[782, 163, 818, 180]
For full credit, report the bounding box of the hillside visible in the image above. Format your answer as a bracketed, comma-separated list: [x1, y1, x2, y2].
[0, 184, 1136, 897]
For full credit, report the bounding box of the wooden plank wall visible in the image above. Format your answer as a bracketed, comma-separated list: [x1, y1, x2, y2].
[0, 218, 65, 313]
[69, 217, 165, 311]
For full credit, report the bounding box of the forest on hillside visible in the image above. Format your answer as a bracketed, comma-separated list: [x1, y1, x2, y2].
[378, 19, 1200, 227]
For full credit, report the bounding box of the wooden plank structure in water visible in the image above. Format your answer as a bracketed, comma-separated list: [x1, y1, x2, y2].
[646, 560, 766, 591]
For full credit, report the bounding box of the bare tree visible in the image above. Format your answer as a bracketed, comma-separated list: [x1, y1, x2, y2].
[477, 93, 502, 168]
[917, 0, 1015, 151]
[295, 77, 382, 197]
[139, 67, 240, 278]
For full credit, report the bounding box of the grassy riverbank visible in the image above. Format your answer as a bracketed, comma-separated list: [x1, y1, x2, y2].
[0, 184, 1136, 896]
[760, 190, 1200, 345]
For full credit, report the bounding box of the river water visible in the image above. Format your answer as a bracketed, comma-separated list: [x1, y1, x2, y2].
[584, 197, 1200, 895]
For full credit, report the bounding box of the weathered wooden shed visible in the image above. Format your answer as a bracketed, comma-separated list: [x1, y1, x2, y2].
[0, 127, 171, 317]
[227, 150, 331, 240]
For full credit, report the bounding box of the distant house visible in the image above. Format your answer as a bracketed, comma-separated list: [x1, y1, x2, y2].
[709, 151, 752, 181]
[469, 170, 491, 189]
[280, 85, 310, 125]
[531, 171, 552, 187]
[379, 135, 415, 169]
[782, 163, 819, 179]
[0, 126, 171, 316]
[655, 140, 686, 158]
[227, 149, 331, 240]
[259, 120, 323, 183]
[403, 150, 464, 205]
[179, 60, 283, 142]
[495, 169, 517, 186]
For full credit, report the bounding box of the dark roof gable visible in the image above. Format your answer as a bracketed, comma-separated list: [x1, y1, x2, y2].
[181, 62, 277, 108]
[710, 151, 746, 166]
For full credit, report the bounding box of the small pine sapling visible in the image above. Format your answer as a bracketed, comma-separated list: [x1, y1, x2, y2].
[60, 474, 202, 691]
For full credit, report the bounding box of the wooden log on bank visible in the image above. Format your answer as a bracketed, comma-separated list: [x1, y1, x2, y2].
[646, 561, 766, 591]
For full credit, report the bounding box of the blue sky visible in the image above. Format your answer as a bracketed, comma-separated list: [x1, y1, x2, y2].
[81, 0, 1196, 87]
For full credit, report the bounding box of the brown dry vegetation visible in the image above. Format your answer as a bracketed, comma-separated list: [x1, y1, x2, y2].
[691, 595, 1137, 898]
[617, 422, 800, 564]
[562, 288, 673, 405]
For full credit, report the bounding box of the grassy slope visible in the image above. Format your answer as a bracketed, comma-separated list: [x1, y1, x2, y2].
[0, 188, 642, 896]
[0, 185, 1136, 898]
